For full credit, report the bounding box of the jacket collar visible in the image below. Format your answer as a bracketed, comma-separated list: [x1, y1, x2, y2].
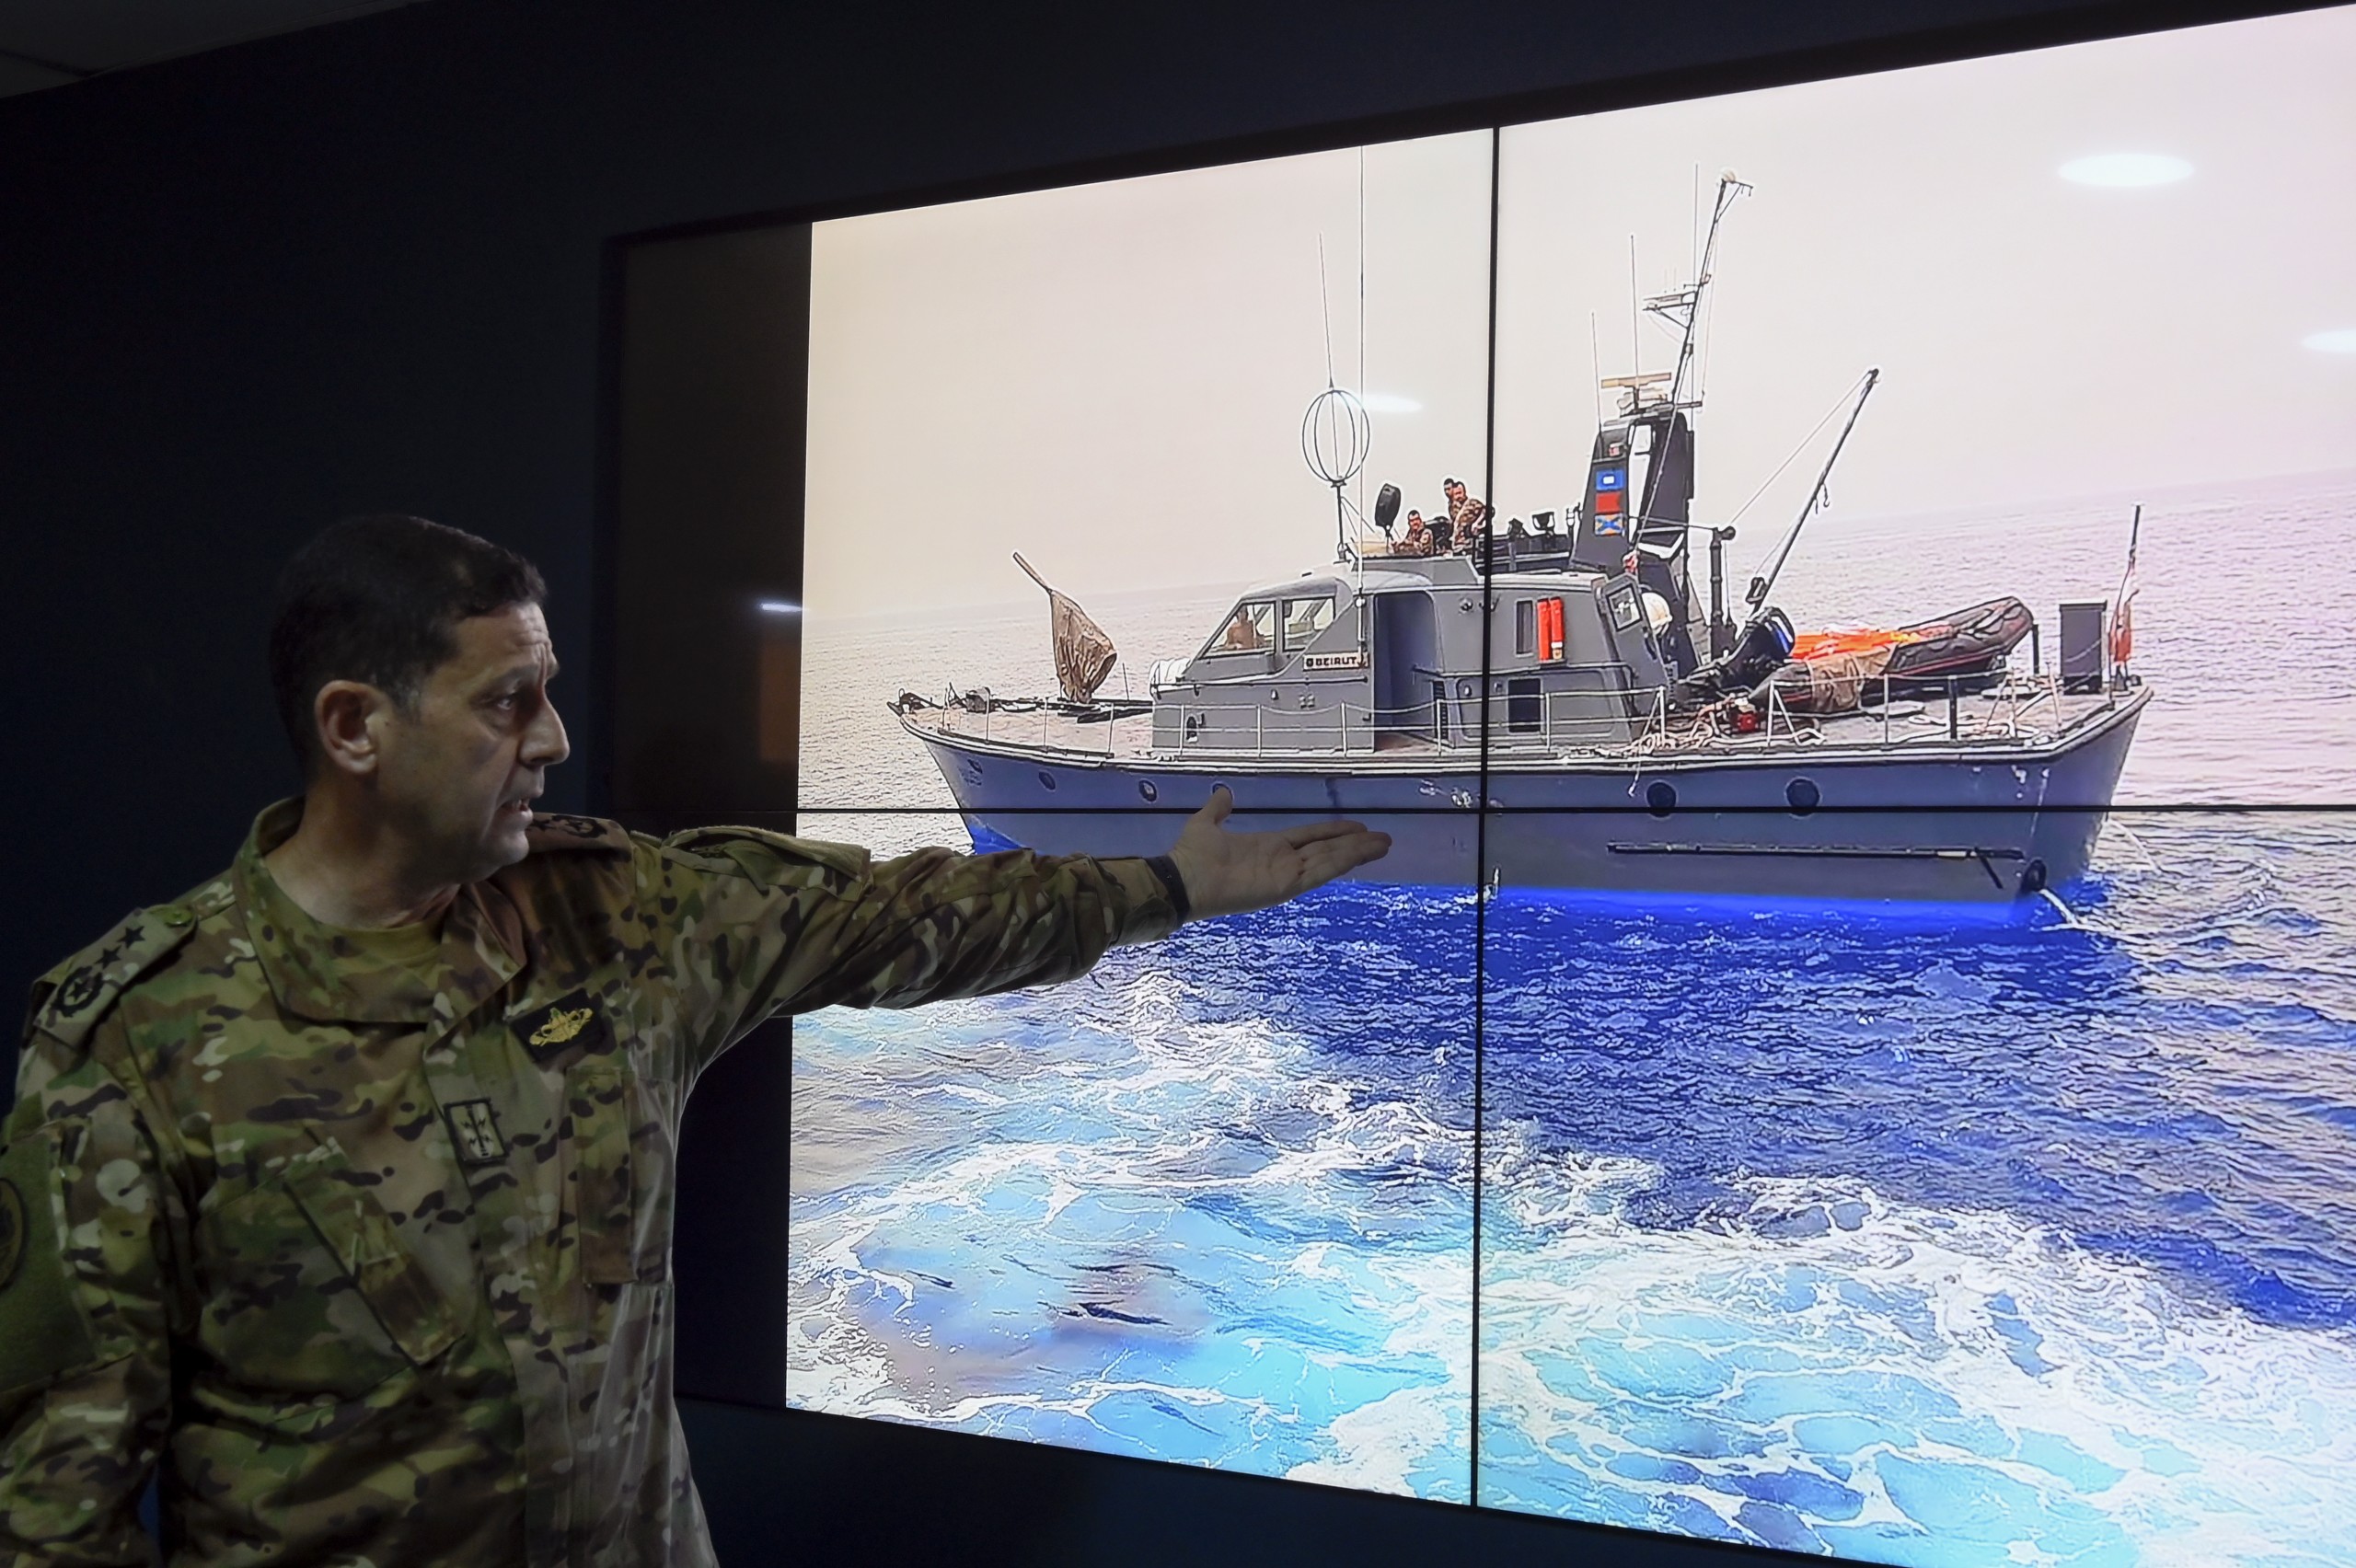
[237, 799, 524, 1026]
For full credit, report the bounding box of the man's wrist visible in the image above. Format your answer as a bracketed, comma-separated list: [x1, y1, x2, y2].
[1144, 854, 1192, 922]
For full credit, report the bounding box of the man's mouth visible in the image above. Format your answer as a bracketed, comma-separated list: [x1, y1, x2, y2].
[501, 796, 537, 822]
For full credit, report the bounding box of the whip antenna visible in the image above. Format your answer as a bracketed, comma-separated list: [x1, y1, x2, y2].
[1305, 232, 1372, 564]
[1746, 367, 1879, 615]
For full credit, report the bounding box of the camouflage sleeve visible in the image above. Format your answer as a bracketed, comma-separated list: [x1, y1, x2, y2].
[638, 830, 1183, 1077]
[0, 1022, 182, 1565]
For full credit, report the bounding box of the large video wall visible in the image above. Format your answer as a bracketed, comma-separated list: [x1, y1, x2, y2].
[780, 8, 2356, 1562]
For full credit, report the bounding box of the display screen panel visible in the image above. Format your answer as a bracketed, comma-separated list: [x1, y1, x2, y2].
[791, 133, 1493, 1498]
[610, 4, 2356, 1561]
[1475, 8, 2356, 1561]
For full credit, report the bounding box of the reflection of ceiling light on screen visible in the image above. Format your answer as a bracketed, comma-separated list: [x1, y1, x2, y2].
[757, 600, 801, 615]
[1359, 394, 1421, 414]
[2305, 329, 2356, 354]
[2058, 153, 2193, 187]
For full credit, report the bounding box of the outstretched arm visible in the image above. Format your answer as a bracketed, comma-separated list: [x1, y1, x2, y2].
[643, 791, 1389, 1077]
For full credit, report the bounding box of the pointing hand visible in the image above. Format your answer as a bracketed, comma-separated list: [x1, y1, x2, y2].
[1163, 787, 1392, 921]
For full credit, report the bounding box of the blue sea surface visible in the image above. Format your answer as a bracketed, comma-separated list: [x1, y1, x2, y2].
[789, 815, 2356, 1561]
[1476, 812, 2356, 1564]
[788, 882, 1480, 1500]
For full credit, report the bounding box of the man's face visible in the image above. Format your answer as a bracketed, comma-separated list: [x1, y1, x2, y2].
[1445, 481, 1465, 505]
[373, 604, 569, 882]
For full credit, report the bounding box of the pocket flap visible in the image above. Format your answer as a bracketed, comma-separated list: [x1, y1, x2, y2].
[283, 1138, 463, 1368]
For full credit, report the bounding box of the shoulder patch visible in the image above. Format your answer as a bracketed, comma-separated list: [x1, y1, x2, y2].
[662, 825, 872, 884]
[29, 904, 203, 1052]
[525, 812, 635, 854]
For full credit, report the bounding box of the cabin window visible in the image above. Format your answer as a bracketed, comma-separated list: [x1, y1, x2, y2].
[1610, 586, 1643, 632]
[1515, 600, 1535, 656]
[1213, 601, 1276, 653]
[1281, 596, 1335, 651]
[1507, 676, 1542, 733]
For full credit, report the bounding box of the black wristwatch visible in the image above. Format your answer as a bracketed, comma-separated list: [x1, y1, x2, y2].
[1144, 855, 1192, 920]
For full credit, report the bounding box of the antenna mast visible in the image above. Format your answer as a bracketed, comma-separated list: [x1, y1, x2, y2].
[1648, 171, 1750, 414]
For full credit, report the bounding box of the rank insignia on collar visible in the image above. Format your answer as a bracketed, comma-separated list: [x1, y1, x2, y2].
[513, 990, 614, 1066]
[532, 813, 605, 838]
[445, 1100, 508, 1166]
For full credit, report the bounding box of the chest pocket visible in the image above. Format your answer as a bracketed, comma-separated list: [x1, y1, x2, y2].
[201, 1137, 464, 1398]
[567, 1064, 673, 1287]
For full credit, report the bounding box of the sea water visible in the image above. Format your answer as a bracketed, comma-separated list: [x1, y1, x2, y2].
[790, 468, 2356, 1563]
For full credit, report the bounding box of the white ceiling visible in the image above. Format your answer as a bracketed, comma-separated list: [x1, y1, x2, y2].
[0, 0, 424, 98]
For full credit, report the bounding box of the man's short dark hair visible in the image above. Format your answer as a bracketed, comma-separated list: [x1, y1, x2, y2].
[269, 514, 548, 771]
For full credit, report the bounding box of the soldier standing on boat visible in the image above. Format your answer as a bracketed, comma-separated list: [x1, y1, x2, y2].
[0, 515, 1391, 1567]
[1444, 476, 1488, 553]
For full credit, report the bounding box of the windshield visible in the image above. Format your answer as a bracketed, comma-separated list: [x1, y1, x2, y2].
[1208, 601, 1275, 654]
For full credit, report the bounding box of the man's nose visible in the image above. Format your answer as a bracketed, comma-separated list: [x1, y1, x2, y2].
[525, 697, 572, 768]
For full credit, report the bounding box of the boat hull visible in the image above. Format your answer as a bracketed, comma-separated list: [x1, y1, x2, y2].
[906, 690, 2146, 906]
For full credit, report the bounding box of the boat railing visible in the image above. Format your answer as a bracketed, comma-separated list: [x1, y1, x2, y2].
[915, 665, 2096, 761]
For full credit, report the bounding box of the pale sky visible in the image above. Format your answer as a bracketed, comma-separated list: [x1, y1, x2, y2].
[805, 133, 1492, 618]
[805, 6, 2356, 621]
[1492, 4, 2356, 534]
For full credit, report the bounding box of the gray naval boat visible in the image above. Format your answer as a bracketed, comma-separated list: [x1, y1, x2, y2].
[890, 179, 2149, 906]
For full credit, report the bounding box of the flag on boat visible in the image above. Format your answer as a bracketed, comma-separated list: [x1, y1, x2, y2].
[1013, 551, 1118, 702]
[2110, 506, 2140, 668]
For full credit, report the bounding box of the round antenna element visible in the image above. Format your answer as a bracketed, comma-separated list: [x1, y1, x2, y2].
[1300, 387, 1370, 490]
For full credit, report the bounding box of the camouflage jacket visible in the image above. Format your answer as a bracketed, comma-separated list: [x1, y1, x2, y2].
[1446, 492, 1487, 550]
[0, 802, 1182, 1567]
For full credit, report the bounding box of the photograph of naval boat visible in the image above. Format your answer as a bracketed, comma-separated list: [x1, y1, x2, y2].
[890, 179, 2148, 906]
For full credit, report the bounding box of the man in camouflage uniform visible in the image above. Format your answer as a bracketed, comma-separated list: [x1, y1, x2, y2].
[1443, 476, 1488, 554]
[0, 515, 1388, 1566]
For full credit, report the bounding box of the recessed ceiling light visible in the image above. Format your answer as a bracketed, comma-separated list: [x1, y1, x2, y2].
[2058, 153, 2193, 188]
[1360, 393, 1422, 414]
[2304, 329, 2356, 354]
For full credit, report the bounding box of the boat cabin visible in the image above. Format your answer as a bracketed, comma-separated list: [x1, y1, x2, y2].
[1149, 555, 1671, 755]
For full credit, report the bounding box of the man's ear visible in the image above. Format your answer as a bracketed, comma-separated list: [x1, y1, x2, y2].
[313, 680, 390, 778]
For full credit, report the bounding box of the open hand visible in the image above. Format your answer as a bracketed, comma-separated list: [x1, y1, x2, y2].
[1163, 787, 1392, 920]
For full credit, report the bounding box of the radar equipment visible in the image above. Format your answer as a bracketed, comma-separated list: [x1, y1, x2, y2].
[1302, 386, 1372, 565]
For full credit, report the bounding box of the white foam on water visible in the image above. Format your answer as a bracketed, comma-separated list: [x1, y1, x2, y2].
[1287, 1381, 1462, 1496]
[1479, 1137, 2356, 1564]
[788, 954, 1473, 1499]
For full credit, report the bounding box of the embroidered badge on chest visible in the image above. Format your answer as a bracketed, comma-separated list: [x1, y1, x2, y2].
[513, 990, 615, 1066]
[445, 1100, 509, 1166]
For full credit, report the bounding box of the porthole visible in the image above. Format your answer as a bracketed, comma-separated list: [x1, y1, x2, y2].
[1458, 679, 1476, 699]
[1646, 781, 1677, 818]
[1037, 770, 1057, 791]
[2021, 859, 2048, 894]
[1785, 778, 1820, 816]
[1138, 779, 1159, 802]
